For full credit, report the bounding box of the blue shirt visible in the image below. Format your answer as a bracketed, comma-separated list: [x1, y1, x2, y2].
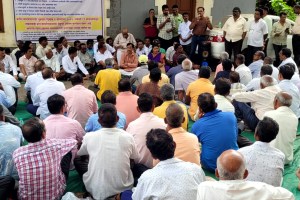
[167, 65, 183, 86]
[85, 111, 126, 132]
[0, 121, 23, 179]
[191, 109, 238, 172]
[0, 90, 12, 108]
[249, 60, 263, 78]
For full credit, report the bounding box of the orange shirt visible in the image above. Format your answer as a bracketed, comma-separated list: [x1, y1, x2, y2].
[120, 52, 138, 72]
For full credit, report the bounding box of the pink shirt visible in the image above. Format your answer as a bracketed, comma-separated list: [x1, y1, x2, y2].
[63, 85, 98, 128]
[116, 91, 140, 128]
[126, 112, 167, 168]
[44, 114, 85, 168]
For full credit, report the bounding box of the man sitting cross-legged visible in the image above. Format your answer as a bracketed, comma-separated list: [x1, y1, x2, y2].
[75, 103, 138, 200]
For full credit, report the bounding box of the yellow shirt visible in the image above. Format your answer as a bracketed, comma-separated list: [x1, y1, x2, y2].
[153, 100, 188, 130]
[94, 69, 121, 100]
[142, 74, 170, 87]
[186, 78, 215, 119]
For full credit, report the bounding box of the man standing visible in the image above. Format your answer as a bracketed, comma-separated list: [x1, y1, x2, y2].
[113, 28, 136, 65]
[126, 93, 166, 168]
[143, 9, 158, 41]
[246, 8, 268, 65]
[189, 7, 213, 61]
[271, 12, 291, 66]
[63, 73, 98, 128]
[32, 68, 65, 119]
[62, 47, 89, 79]
[13, 118, 76, 200]
[76, 103, 138, 200]
[292, 5, 300, 67]
[264, 92, 298, 165]
[178, 12, 192, 55]
[171, 4, 183, 43]
[223, 7, 247, 60]
[262, 7, 272, 56]
[197, 150, 294, 200]
[157, 5, 175, 50]
[191, 93, 238, 172]
[132, 129, 205, 200]
[239, 117, 284, 187]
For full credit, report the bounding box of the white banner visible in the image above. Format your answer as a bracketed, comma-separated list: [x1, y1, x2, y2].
[13, 0, 104, 41]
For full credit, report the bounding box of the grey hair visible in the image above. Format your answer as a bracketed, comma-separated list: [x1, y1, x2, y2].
[160, 83, 175, 101]
[220, 52, 229, 61]
[260, 75, 275, 87]
[166, 103, 184, 128]
[275, 92, 292, 107]
[105, 58, 114, 66]
[182, 58, 193, 71]
[44, 47, 52, 54]
[264, 56, 273, 65]
[217, 155, 246, 180]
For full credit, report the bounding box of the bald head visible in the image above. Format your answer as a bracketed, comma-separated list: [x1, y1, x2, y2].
[34, 60, 45, 72]
[42, 67, 53, 79]
[216, 150, 248, 180]
[166, 103, 184, 128]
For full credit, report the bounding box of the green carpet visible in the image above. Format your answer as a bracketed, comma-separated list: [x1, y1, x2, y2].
[15, 102, 300, 197]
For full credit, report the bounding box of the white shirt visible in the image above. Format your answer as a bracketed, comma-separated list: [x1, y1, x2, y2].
[0, 72, 21, 105]
[62, 55, 88, 75]
[78, 128, 138, 200]
[93, 42, 115, 57]
[41, 55, 60, 72]
[35, 45, 51, 59]
[223, 16, 247, 42]
[278, 79, 300, 117]
[133, 158, 206, 200]
[239, 141, 285, 187]
[166, 46, 175, 61]
[175, 70, 199, 92]
[52, 48, 67, 65]
[136, 47, 148, 57]
[0, 55, 18, 76]
[33, 78, 66, 119]
[232, 85, 281, 120]
[94, 50, 113, 64]
[263, 15, 273, 38]
[215, 94, 235, 113]
[24, 71, 44, 100]
[126, 112, 166, 168]
[264, 106, 298, 164]
[235, 64, 252, 85]
[278, 57, 299, 73]
[178, 21, 192, 45]
[271, 64, 279, 81]
[246, 77, 261, 91]
[197, 180, 294, 200]
[247, 18, 268, 47]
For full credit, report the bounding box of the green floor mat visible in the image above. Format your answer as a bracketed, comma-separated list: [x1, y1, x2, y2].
[13, 102, 300, 198]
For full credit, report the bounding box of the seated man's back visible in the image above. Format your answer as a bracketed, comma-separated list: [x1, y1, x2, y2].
[191, 93, 238, 171]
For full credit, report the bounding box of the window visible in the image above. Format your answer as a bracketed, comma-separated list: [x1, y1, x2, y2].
[0, 0, 4, 32]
